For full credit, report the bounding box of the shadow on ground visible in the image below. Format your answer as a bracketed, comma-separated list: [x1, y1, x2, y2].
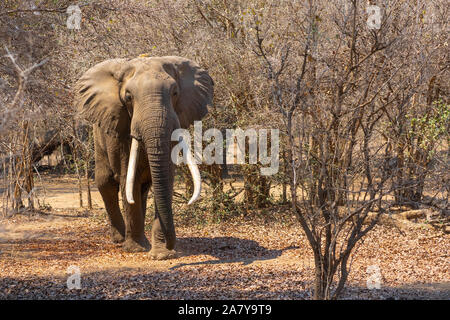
[172, 236, 299, 269]
[1, 269, 449, 300]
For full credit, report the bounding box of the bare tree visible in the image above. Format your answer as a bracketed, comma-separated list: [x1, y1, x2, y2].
[244, 0, 445, 298]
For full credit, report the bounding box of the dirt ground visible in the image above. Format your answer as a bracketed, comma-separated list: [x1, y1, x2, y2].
[0, 175, 449, 300]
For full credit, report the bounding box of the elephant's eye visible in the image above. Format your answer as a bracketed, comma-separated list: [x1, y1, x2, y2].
[125, 92, 132, 103]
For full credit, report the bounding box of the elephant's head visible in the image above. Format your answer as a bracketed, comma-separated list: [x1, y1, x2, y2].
[74, 56, 214, 248]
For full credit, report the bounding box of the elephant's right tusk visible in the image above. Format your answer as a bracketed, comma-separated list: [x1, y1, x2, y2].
[126, 138, 139, 204]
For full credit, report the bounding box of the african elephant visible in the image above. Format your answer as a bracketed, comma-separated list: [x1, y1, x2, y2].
[74, 56, 214, 259]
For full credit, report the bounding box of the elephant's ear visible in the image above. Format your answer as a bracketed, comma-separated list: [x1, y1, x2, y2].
[74, 59, 130, 138]
[163, 56, 214, 129]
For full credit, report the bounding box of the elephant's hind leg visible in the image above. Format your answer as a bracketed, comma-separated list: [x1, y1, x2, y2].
[141, 182, 150, 221]
[97, 175, 125, 244]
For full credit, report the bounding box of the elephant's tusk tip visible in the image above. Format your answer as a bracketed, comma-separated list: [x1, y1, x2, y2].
[126, 193, 135, 204]
[187, 195, 200, 205]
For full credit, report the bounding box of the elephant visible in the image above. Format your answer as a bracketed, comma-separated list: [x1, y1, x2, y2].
[74, 56, 214, 259]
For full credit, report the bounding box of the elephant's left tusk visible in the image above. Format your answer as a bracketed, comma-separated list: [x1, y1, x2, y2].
[179, 139, 201, 205]
[126, 138, 139, 204]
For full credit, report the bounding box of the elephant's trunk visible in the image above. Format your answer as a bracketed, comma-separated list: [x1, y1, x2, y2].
[142, 124, 176, 249]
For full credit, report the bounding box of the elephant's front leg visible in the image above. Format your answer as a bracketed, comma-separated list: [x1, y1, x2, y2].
[150, 203, 177, 260]
[95, 161, 125, 244]
[121, 183, 150, 252]
[99, 181, 125, 244]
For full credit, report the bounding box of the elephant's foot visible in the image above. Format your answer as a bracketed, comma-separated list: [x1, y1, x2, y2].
[122, 236, 150, 253]
[150, 246, 177, 260]
[110, 228, 125, 243]
[150, 218, 176, 259]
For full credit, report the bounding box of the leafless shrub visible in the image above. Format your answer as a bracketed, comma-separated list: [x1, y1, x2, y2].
[0, 1, 56, 215]
[235, 0, 448, 299]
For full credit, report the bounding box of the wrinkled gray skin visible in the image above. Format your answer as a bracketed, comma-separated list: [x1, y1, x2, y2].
[74, 56, 213, 259]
